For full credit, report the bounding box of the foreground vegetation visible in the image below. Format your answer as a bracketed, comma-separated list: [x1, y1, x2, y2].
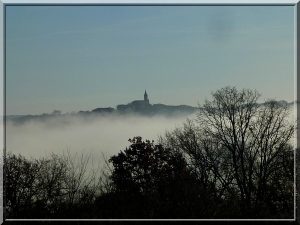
[4, 87, 294, 219]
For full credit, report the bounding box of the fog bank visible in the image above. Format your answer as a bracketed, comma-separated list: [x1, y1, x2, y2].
[6, 114, 193, 158]
[6, 103, 295, 159]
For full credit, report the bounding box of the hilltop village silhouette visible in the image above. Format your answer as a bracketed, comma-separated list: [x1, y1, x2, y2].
[7, 90, 293, 125]
[90, 90, 197, 116]
[7, 90, 198, 124]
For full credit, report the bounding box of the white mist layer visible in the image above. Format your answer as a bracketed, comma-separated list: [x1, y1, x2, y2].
[6, 114, 193, 158]
[6, 105, 296, 159]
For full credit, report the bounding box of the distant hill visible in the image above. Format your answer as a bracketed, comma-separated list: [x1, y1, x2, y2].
[6, 91, 294, 125]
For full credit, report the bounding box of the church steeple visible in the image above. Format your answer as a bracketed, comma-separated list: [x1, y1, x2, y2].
[144, 90, 149, 104]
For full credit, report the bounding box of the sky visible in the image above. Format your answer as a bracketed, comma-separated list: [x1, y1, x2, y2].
[6, 5, 295, 115]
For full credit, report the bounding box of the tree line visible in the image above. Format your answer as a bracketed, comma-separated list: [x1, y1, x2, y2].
[4, 87, 294, 219]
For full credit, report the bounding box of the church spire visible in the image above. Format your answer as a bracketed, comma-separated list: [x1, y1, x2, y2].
[144, 90, 149, 104]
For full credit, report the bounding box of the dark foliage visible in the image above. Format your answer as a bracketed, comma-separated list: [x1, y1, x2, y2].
[97, 137, 218, 218]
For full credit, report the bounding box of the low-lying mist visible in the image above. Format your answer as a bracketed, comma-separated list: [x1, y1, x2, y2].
[6, 102, 296, 160]
[6, 114, 193, 159]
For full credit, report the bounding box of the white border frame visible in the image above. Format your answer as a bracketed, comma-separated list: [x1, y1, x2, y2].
[1, 1, 298, 223]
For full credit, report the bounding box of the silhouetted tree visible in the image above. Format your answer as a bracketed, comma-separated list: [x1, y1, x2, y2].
[109, 137, 184, 193]
[5, 152, 103, 218]
[100, 137, 216, 218]
[5, 154, 42, 217]
[162, 87, 294, 218]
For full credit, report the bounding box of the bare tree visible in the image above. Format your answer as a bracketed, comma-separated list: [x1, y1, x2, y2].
[37, 154, 68, 211]
[5, 152, 106, 218]
[162, 87, 294, 218]
[5, 154, 41, 216]
[199, 87, 293, 212]
[62, 151, 104, 206]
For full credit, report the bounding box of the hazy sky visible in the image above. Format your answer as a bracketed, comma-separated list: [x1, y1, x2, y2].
[6, 5, 295, 115]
